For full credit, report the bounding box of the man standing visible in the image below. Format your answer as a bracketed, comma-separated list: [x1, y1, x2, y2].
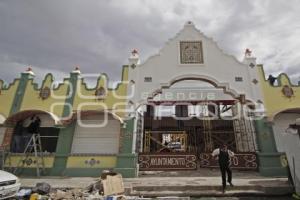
[212, 144, 235, 193]
[11, 120, 24, 153]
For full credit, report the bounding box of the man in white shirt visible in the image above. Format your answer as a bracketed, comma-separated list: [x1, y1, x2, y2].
[212, 144, 235, 193]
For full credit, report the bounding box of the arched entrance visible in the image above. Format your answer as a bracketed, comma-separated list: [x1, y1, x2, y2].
[2, 110, 61, 153]
[137, 78, 258, 171]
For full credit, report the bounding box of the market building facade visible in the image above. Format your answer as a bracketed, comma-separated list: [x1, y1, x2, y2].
[0, 22, 299, 185]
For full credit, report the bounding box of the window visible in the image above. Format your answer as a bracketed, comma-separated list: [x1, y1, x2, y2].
[235, 77, 243, 82]
[144, 77, 152, 82]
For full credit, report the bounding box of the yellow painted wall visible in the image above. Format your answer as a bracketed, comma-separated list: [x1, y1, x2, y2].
[5, 155, 55, 168]
[0, 80, 20, 117]
[20, 75, 69, 117]
[258, 65, 300, 120]
[66, 156, 117, 168]
[72, 67, 129, 118]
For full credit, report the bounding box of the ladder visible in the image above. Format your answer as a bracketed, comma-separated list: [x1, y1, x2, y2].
[14, 134, 45, 177]
[233, 117, 256, 152]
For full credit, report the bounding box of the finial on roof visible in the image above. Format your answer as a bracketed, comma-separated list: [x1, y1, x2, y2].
[132, 49, 138, 55]
[23, 66, 35, 76]
[184, 21, 195, 27]
[245, 48, 252, 57]
[72, 65, 81, 74]
[129, 49, 140, 66]
[242, 48, 256, 66]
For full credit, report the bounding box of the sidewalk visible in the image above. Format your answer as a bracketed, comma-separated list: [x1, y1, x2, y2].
[20, 176, 294, 197]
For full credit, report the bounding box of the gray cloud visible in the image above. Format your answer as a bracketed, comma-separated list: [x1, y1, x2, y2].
[0, 0, 300, 86]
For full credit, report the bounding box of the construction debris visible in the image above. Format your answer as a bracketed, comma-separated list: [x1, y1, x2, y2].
[15, 170, 140, 200]
[32, 182, 51, 195]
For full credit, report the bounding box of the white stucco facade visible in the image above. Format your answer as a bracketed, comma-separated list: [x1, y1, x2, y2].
[273, 113, 300, 193]
[127, 21, 264, 108]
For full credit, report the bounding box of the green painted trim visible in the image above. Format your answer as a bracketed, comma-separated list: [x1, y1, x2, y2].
[51, 122, 76, 176]
[80, 65, 129, 91]
[64, 168, 107, 177]
[254, 119, 277, 153]
[115, 118, 138, 177]
[258, 152, 286, 156]
[119, 118, 135, 154]
[12, 167, 137, 177]
[9, 73, 33, 115]
[254, 118, 288, 177]
[114, 168, 137, 178]
[62, 73, 79, 117]
[64, 166, 136, 177]
[0, 77, 20, 90]
[28, 74, 53, 91]
[11, 168, 54, 176]
[258, 167, 288, 177]
[257, 153, 289, 177]
[116, 154, 137, 168]
[29, 73, 74, 92]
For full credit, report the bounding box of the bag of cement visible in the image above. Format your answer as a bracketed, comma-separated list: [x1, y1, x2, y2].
[32, 182, 51, 195]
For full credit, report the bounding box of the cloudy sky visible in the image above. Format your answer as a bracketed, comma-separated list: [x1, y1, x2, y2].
[1, 0, 300, 86]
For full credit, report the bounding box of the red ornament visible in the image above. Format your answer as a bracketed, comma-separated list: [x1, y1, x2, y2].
[132, 49, 138, 55]
[245, 48, 252, 56]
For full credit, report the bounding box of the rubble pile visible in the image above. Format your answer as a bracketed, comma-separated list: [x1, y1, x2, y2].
[14, 170, 142, 200]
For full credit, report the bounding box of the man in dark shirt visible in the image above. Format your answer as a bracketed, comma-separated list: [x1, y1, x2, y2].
[23, 116, 41, 150]
[27, 116, 41, 134]
[212, 144, 235, 193]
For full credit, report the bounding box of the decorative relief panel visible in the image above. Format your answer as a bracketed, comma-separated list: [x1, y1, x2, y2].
[180, 41, 203, 64]
[39, 87, 51, 100]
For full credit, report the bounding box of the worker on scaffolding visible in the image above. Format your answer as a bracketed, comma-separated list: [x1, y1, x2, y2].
[212, 143, 235, 193]
[23, 115, 41, 152]
[27, 115, 41, 134]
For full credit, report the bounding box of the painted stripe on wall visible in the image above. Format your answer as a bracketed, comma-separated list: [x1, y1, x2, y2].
[66, 156, 117, 168]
